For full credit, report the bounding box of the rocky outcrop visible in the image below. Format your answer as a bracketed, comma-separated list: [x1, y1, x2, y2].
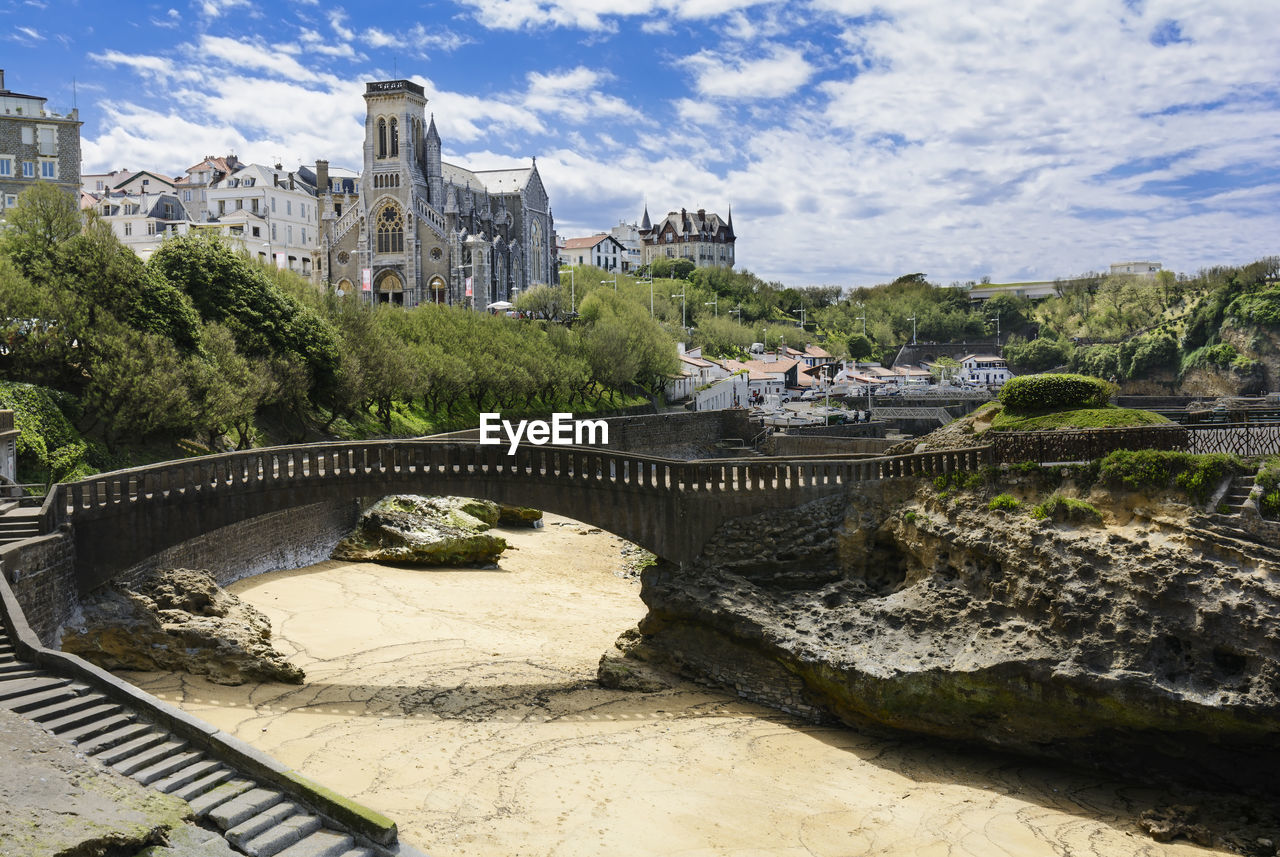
[61, 567, 304, 685]
[498, 504, 545, 528]
[621, 478, 1280, 793]
[332, 495, 510, 566]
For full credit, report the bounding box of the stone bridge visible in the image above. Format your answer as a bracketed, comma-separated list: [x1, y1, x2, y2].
[50, 440, 991, 592]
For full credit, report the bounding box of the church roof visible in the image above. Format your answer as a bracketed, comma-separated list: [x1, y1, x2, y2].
[472, 167, 535, 194]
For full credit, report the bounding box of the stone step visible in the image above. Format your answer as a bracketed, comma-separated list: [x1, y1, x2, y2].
[334, 848, 375, 857]
[132, 749, 206, 786]
[151, 758, 229, 795]
[273, 830, 360, 857]
[0, 665, 45, 682]
[241, 814, 325, 857]
[57, 710, 137, 743]
[225, 800, 299, 844]
[0, 680, 85, 711]
[110, 738, 189, 776]
[26, 690, 110, 722]
[38, 701, 125, 736]
[186, 778, 255, 817]
[206, 786, 286, 830]
[72, 720, 154, 755]
[90, 729, 169, 765]
[0, 658, 33, 673]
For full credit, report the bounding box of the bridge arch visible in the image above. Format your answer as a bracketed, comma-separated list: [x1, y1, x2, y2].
[53, 440, 989, 593]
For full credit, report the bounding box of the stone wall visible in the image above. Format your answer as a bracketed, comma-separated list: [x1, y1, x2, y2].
[767, 436, 897, 457]
[1, 532, 77, 646]
[123, 499, 363, 588]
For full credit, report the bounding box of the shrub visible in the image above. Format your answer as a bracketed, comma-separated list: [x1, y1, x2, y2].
[1257, 459, 1280, 518]
[1032, 494, 1103, 525]
[1097, 449, 1246, 504]
[998, 373, 1115, 414]
[988, 493, 1020, 512]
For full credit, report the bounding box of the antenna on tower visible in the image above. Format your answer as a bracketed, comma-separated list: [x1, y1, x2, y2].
[72, 77, 77, 110]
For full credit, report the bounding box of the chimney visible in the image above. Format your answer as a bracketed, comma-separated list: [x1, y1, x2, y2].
[0, 70, 6, 91]
[315, 159, 330, 194]
[288, 172, 295, 190]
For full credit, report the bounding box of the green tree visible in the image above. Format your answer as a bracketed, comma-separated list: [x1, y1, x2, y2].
[0, 183, 81, 281]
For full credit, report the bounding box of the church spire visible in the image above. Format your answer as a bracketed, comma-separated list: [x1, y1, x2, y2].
[726, 204, 734, 238]
[640, 203, 651, 232]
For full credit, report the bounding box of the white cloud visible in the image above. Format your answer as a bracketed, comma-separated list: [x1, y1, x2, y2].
[360, 23, 471, 56]
[200, 0, 251, 18]
[680, 44, 814, 99]
[457, 0, 773, 30]
[197, 35, 319, 81]
[524, 67, 642, 123]
[328, 8, 355, 40]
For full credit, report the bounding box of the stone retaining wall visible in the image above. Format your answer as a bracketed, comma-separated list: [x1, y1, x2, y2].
[1, 532, 77, 646]
[122, 499, 364, 588]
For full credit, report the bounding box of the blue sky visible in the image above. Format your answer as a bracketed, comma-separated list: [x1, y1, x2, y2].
[3, 0, 1278, 286]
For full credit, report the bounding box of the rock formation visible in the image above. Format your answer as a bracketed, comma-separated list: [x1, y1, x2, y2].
[61, 567, 304, 685]
[618, 475, 1280, 795]
[332, 495, 511, 566]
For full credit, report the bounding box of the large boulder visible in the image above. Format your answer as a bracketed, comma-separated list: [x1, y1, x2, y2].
[621, 479, 1280, 794]
[332, 495, 509, 566]
[61, 568, 304, 685]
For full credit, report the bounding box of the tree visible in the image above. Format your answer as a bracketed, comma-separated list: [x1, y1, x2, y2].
[0, 183, 81, 282]
[929, 356, 961, 383]
[845, 333, 874, 360]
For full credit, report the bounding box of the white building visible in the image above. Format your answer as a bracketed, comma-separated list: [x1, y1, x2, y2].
[958, 354, 1013, 387]
[91, 191, 188, 260]
[609, 221, 643, 272]
[560, 233, 628, 272]
[205, 163, 319, 276]
[1110, 261, 1162, 277]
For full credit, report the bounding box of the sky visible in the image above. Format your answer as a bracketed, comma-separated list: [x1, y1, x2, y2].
[2, 0, 1278, 287]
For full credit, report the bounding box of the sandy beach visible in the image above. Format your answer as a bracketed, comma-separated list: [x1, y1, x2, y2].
[119, 514, 1225, 857]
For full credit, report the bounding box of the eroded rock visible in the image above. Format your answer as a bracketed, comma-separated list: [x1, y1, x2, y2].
[332, 495, 510, 566]
[623, 479, 1280, 795]
[61, 567, 304, 686]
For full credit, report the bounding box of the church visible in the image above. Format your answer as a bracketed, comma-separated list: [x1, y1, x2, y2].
[315, 79, 557, 307]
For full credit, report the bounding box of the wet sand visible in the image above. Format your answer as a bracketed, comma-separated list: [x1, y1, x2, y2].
[120, 515, 1225, 857]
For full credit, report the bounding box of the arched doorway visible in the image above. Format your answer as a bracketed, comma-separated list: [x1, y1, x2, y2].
[376, 270, 405, 305]
[427, 275, 447, 305]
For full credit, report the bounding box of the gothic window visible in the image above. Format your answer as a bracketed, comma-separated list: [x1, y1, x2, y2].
[430, 247, 443, 260]
[376, 203, 404, 253]
[530, 219, 544, 283]
[377, 118, 387, 159]
[390, 118, 399, 157]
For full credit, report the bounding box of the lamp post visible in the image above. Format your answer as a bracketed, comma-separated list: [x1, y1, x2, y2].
[907, 315, 917, 345]
[796, 306, 806, 330]
[988, 315, 1001, 347]
[558, 266, 575, 314]
[603, 274, 617, 291]
[855, 301, 866, 336]
[672, 285, 687, 332]
[705, 297, 718, 317]
[639, 273, 654, 315]
[454, 262, 473, 309]
[729, 304, 742, 322]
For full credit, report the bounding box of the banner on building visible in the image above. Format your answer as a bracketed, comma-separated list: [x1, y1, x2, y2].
[361, 268, 372, 292]
[465, 276, 473, 297]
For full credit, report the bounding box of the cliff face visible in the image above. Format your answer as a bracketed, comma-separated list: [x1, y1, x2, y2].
[628, 479, 1280, 792]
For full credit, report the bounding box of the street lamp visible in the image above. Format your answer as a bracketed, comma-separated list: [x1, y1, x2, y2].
[639, 273, 654, 315]
[558, 267, 575, 313]
[603, 274, 617, 291]
[729, 304, 742, 322]
[796, 306, 806, 330]
[907, 315, 918, 345]
[988, 315, 1001, 347]
[855, 301, 866, 336]
[672, 285, 687, 331]
[705, 297, 718, 317]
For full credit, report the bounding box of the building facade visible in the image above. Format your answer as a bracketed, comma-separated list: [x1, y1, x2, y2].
[560, 233, 627, 271]
[205, 163, 319, 275]
[0, 69, 81, 216]
[639, 206, 734, 268]
[316, 79, 557, 307]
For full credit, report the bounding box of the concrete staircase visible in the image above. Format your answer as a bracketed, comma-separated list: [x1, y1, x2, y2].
[1220, 474, 1257, 514]
[0, 506, 41, 546]
[0, 625, 390, 857]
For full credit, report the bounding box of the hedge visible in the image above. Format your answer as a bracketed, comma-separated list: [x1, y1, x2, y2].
[997, 373, 1115, 414]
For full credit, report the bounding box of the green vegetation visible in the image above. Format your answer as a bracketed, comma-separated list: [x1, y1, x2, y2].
[987, 493, 1020, 512]
[1096, 450, 1247, 504]
[1256, 459, 1280, 518]
[1031, 494, 1102, 525]
[998, 373, 1115, 413]
[988, 406, 1169, 432]
[0, 185, 667, 478]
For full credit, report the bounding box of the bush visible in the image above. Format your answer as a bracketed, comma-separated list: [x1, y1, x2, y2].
[988, 493, 1020, 512]
[1001, 336, 1072, 373]
[998, 373, 1115, 414]
[1032, 494, 1102, 525]
[1097, 449, 1246, 504]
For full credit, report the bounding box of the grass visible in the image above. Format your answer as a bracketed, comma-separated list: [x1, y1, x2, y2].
[988, 405, 1170, 432]
[1031, 494, 1103, 525]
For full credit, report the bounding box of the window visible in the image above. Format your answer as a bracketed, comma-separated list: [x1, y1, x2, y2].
[377, 118, 387, 158]
[390, 118, 399, 156]
[270, 197, 276, 212]
[252, 226, 260, 238]
[271, 223, 277, 240]
[163, 203, 174, 218]
[20, 127, 34, 145]
[0, 158, 12, 177]
[183, 190, 192, 202]
[301, 228, 307, 244]
[22, 161, 35, 178]
[334, 202, 343, 216]
[218, 200, 226, 215]
[376, 203, 404, 253]
[4, 195, 15, 209]
[101, 205, 110, 215]
[147, 222, 157, 235]
[287, 225, 293, 244]
[251, 198, 259, 213]
[124, 223, 132, 236]
[235, 199, 243, 210]
[286, 200, 292, 216]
